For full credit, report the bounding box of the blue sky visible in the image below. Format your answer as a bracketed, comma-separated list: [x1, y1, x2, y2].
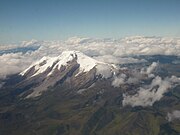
[0, 0, 180, 43]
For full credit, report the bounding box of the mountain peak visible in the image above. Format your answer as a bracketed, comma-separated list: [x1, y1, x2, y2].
[19, 51, 118, 98]
[20, 50, 116, 78]
[60, 50, 78, 58]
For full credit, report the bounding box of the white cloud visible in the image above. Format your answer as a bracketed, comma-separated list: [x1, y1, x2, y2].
[122, 76, 180, 107]
[0, 39, 39, 51]
[112, 62, 157, 88]
[94, 55, 146, 64]
[167, 110, 180, 122]
[0, 53, 33, 79]
[0, 36, 180, 107]
[0, 36, 179, 80]
[112, 73, 127, 87]
[146, 62, 158, 74]
[141, 62, 159, 78]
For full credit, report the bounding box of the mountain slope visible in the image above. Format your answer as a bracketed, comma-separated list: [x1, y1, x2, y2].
[0, 55, 179, 135]
[19, 51, 118, 98]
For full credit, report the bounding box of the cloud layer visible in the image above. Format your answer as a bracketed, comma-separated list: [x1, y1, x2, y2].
[0, 36, 180, 107]
[0, 36, 179, 79]
[110, 62, 180, 107]
[112, 62, 159, 88]
[122, 76, 180, 107]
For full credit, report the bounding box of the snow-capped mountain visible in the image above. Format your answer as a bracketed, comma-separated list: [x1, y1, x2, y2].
[19, 51, 118, 98]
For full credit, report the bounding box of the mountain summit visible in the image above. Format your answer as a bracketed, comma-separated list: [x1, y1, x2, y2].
[19, 51, 118, 98]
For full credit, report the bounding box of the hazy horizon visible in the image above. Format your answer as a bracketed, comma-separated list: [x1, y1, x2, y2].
[0, 0, 180, 43]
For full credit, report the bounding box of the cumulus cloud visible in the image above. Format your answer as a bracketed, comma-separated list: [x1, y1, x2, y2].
[0, 53, 33, 79]
[0, 36, 180, 107]
[119, 62, 179, 107]
[0, 39, 39, 51]
[140, 62, 159, 78]
[167, 110, 180, 122]
[0, 36, 180, 80]
[122, 76, 180, 107]
[141, 62, 158, 75]
[112, 73, 127, 87]
[146, 62, 159, 74]
[112, 62, 157, 88]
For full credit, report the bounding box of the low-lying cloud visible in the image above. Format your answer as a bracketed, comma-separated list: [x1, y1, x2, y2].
[0, 36, 180, 106]
[112, 73, 127, 87]
[0, 53, 33, 79]
[94, 55, 146, 64]
[122, 76, 180, 107]
[167, 110, 180, 122]
[141, 62, 158, 75]
[110, 62, 180, 107]
[112, 62, 158, 88]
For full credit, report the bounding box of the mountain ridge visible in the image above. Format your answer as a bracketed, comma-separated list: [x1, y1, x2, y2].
[19, 51, 118, 98]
